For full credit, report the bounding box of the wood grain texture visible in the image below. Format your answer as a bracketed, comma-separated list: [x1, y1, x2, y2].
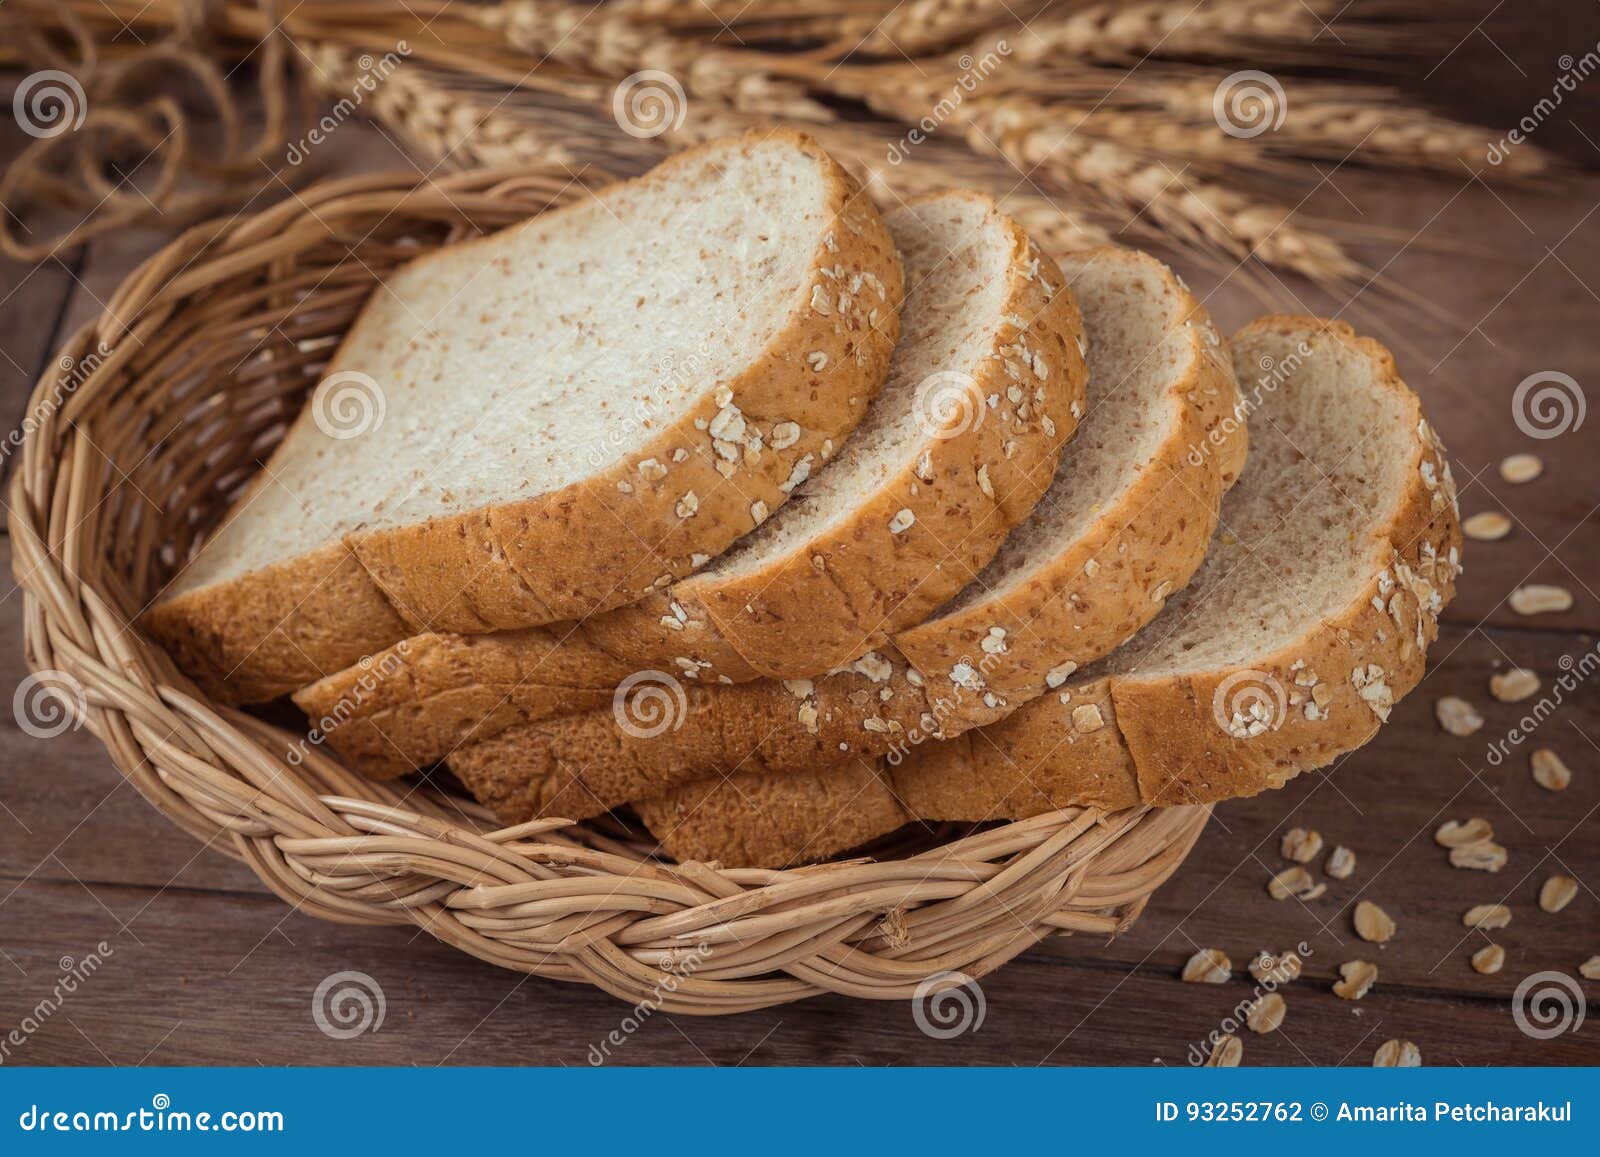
[1, 60, 1597, 1063]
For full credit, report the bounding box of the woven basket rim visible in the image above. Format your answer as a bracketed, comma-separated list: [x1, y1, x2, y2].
[7, 163, 1209, 1014]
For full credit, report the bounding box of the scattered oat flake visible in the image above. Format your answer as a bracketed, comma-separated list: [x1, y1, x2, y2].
[1334, 960, 1378, 1000]
[1531, 748, 1572, 792]
[1248, 951, 1303, 984]
[888, 508, 916, 534]
[1246, 993, 1286, 1034]
[1463, 511, 1512, 541]
[1354, 900, 1397, 943]
[1463, 903, 1511, 930]
[1373, 1039, 1421, 1067]
[1435, 696, 1484, 736]
[1489, 667, 1540, 702]
[1450, 840, 1508, 873]
[1580, 957, 1600, 980]
[1509, 584, 1573, 615]
[1205, 1034, 1243, 1067]
[1435, 818, 1493, 847]
[1325, 846, 1357, 880]
[1268, 866, 1316, 900]
[1499, 453, 1543, 484]
[1471, 944, 1506, 975]
[1181, 948, 1232, 984]
[1281, 827, 1323, 863]
[1539, 875, 1578, 913]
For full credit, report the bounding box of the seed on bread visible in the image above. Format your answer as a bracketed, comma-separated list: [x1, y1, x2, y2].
[1462, 511, 1512, 541]
[1354, 900, 1396, 943]
[1181, 948, 1232, 984]
[1373, 1039, 1421, 1067]
[1471, 944, 1505, 974]
[1531, 748, 1572, 792]
[1435, 695, 1484, 736]
[1489, 667, 1539, 702]
[1509, 584, 1573, 615]
[1499, 453, 1543, 483]
[1325, 846, 1357, 879]
[1070, 704, 1104, 733]
[1435, 818, 1493, 847]
[888, 508, 915, 534]
[1280, 827, 1323, 863]
[1334, 960, 1378, 1000]
[1539, 875, 1578, 913]
[1580, 957, 1600, 980]
[1463, 903, 1511, 929]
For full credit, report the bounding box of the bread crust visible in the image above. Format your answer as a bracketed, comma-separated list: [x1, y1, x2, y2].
[145, 130, 902, 704]
[443, 250, 1245, 814]
[299, 196, 1090, 774]
[892, 315, 1463, 820]
[633, 759, 910, 868]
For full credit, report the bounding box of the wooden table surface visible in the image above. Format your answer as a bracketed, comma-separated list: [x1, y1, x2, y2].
[1, 14, 1597, 1066]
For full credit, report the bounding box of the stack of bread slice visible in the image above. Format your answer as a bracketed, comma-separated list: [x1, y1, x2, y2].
[149, 132, 1462, 871]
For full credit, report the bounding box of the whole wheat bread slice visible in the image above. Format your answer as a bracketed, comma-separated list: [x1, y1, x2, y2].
[895, 314, 1462, 818]
[643, 315, 1464, 867]
[295, 193, 1088, 777]
[144, 130, 903, 704]
[449, 248, 1244, 825]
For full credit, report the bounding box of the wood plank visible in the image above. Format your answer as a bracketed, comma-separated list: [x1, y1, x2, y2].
[1, 876, 1592, 1066]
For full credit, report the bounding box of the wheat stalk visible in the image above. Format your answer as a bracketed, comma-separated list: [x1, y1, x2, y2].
[980, 0, 1375, 67]
[470, 0, 832, 120]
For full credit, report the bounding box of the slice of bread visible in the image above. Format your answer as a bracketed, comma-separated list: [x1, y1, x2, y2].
[894, 315, 1462, 820]
[447, 249, 1244, 824]
[144, 131, 903, 704]
[296, 193, 1088, 777]
[650, 315, 1464, 867]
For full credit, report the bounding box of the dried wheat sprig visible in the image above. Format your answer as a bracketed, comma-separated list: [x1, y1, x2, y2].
[977, 0, 1386, 68]
[303, 43, 599, 177]
[860, 82, 1362, 281]
[1139, 75, 1556, 181]
[847, 0, 1048, 58]
[470, 0, 832, 120]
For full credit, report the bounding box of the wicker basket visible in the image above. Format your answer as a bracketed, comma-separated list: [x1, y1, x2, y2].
[8, 166, 1210, 1014]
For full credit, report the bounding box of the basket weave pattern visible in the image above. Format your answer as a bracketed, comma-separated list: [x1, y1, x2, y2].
[9, 167, 1209, 1013]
